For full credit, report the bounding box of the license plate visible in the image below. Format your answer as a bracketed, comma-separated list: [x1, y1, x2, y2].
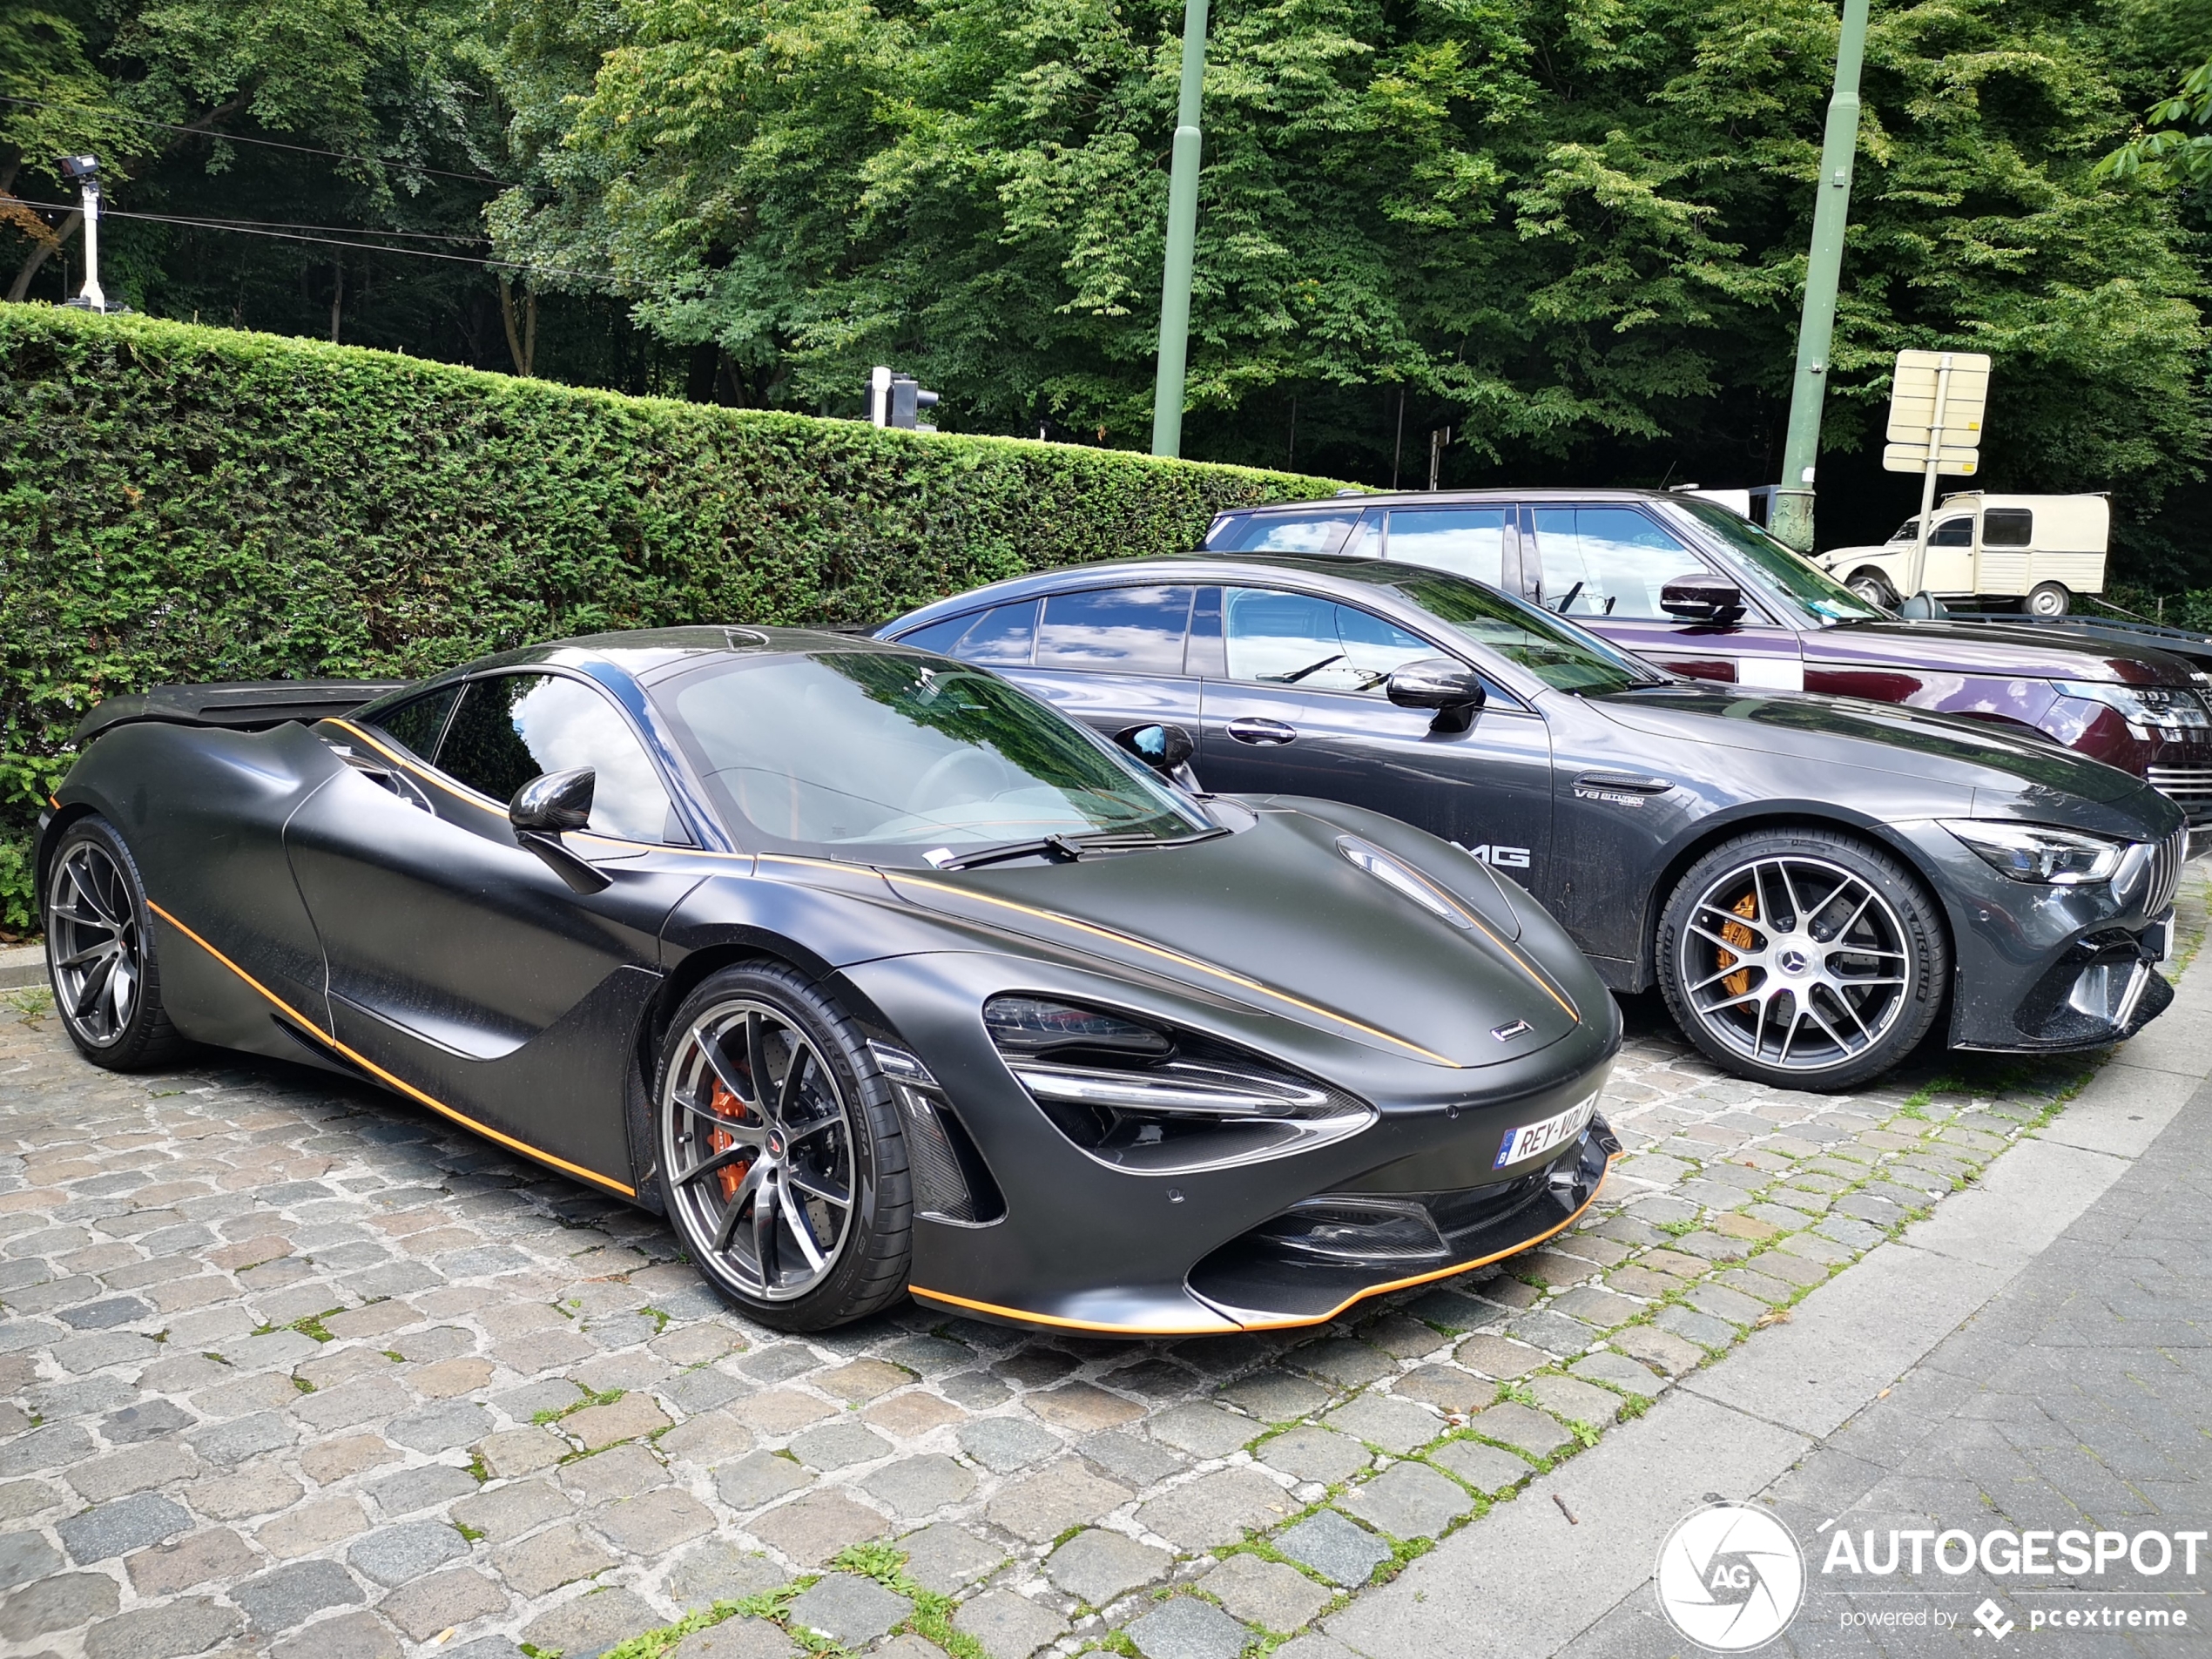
[1495, 1092, 1599, 1170]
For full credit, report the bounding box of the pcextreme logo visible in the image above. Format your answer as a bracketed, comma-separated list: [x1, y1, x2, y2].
[1655, 1501, 1807, 1652]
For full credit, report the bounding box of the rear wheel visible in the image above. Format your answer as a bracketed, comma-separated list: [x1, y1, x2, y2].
[1656, 829, 1946, 1090]
[654, 962, 911, 1330]
[1846, 570, 1899, 609]
[2026, 581, 2071, 617]
[44, 817, 185, 1070]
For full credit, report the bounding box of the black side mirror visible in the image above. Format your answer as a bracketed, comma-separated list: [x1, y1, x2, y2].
[509, 768, 610, 894]
[1386, 658, 1487, 734]
[1659, 579, 1747, 624]
[1898, 590, 1951, 621]
[1114, 724, 1196, 772]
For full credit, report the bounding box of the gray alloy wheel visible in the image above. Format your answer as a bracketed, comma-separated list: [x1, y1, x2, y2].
[1657, 832, 1946, 1089]
[44, 818, 185, 1069]
[656, 964, 911, 1327]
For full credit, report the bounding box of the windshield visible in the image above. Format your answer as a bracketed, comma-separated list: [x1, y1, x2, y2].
[658, 651, 1211, 865]
[1379, 570, 1669, 695]
[1671, 500, 1888, 622]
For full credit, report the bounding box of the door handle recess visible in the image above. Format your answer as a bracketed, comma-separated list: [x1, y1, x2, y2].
[1226, 717, 1298, 745]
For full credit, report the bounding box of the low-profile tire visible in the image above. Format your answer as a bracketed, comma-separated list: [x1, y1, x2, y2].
[1656, 828, 1947, 1090]
[2026, 581, 2071, 617]
[43, 816, 186, 1071]
[653, 961, 911, 1331]
[1846, 570, 1900, 609]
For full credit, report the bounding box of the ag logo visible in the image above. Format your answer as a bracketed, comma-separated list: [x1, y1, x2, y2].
[1655, 1501, 1804, 1652]
[1455, 841, 1531, 869]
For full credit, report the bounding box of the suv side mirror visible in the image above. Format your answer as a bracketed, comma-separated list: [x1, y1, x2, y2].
[509, 769, 610, 893]
[1659, 579, 1747, 624]
[1386, 659, 1487, 733]
[1898, 590, 1951, 621]
[1114, 724, 1196, 773]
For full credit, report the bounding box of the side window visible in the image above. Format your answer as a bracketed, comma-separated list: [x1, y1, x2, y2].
[1531, 508, 1711, 620]
[1981, 509, 2033, 548]
[1215, 511, 1360, 555]
[368, 685, 457, 759]
[1035, 586, 1194, 673]
[1889, 519, 1919, 543]
[899, 601, 1038, 665]
[1930, 516, 1976, 548]
[438, 674, 674, 843]
[1223, 589, 1436, 694]
[1382, 508, 1507, 586]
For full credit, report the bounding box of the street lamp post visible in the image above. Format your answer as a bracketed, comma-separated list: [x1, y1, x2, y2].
[1150, 0, 1210, 459]
[1769, 0, 1871, 553]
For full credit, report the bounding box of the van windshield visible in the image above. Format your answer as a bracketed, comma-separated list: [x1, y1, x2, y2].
[1673, 501, 1888, 623]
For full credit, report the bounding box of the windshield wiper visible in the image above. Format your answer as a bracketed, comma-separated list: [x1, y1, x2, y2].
[927, 827, 1227, 872]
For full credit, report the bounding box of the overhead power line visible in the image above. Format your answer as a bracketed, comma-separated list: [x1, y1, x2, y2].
[0, 93, 515, 187]
[10, 199, 612, 287]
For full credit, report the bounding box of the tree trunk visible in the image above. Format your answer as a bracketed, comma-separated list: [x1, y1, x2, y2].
[7, 208, 79, 304]
[328, 262, 344, 342]
[498, 274, 536, 376]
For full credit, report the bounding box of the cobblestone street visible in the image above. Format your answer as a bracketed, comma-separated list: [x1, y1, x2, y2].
[3, 876, 2191, 1659]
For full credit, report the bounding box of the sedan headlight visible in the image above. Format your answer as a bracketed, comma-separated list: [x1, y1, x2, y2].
[983, 995, 1372, 1173]
[2052, 680, 2211, 731]
[1942, 819, 2126, 885]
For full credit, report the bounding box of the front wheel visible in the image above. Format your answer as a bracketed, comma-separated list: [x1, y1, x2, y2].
[2026, 582, 2071, 617]
[654, 962, 911, 1331]
[1656, 830, 1947, 1090]
[1846, 570, 1900, 610]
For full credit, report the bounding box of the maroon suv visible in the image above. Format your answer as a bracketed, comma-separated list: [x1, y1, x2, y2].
[1204, 489, 2212, 851]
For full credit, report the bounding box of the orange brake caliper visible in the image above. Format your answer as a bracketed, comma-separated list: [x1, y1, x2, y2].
[706, 1076, 755, 1203]
[1719, 890, 1758, 997]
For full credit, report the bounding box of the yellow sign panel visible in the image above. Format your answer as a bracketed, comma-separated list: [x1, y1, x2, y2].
[1882, 442, 1979, 475]
[1885, 348, 1992, 447]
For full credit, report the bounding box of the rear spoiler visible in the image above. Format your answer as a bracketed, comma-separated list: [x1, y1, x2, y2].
[74, 680, 405, 745]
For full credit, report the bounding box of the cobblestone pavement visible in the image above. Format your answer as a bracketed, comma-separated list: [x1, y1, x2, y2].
[3, 878, 2195, 1659]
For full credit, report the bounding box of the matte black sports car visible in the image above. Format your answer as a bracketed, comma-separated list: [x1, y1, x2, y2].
[881, 556, 2188, 1088]
[38, 631, 1620, 1334]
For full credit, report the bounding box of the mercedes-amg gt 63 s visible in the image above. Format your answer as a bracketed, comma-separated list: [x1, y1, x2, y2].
[881, 557, 2188, 1089]
[39, 631, 1621, 1334]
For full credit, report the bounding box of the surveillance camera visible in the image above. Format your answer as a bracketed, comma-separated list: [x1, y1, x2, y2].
[57, 155, 100, 182]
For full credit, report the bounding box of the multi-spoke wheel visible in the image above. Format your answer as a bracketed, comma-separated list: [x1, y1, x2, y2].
[655, 963, 911, 1329]
[1657, 831, 1946, 1089]
[43, 818, 184, 1069]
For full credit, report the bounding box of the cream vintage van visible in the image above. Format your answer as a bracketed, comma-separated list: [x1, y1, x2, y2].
[1815, 492, 2109, 616]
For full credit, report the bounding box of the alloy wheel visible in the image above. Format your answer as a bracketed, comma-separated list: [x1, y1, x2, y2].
[46, 840, 143, 1046]
[1676, 854, 1912, 1073]
[663, 998, 857, 1300]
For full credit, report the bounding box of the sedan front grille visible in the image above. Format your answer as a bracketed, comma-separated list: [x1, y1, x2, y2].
[2148, 765, 2212, 823]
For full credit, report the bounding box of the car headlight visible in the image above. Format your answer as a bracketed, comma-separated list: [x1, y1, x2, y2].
[2052, 680, 2211, 731]
[983, 995, 1372, 1173]
[1942, 820, 2126, 884]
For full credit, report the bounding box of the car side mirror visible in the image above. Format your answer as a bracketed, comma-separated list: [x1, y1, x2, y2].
[1386, 659, 1487, 734]
[1898, 590, 1951, 621]
[1114, 724, 1196, 773]
[1659, 579, 1746, 624]
[509, 769, 610, 894]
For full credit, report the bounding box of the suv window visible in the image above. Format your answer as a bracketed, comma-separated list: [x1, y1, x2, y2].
[438, 673, 673, 842]
[1379, 507, 1507, 585]
[1212, 511, 1360, 555]
[1530, 508, 1711, 619]
[368, 685, 457, 759]
[1982, 509, 2033, 548]
[1035, 586, 1194, 672]
[1224, 588, 1437, 693]
[1930, 516, 1975, 547]
[898, 600, 1038, 665]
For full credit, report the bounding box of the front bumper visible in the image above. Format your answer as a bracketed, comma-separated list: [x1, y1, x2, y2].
[840, 951, 1622, 1335]
[1892, 821, 2182, 1053]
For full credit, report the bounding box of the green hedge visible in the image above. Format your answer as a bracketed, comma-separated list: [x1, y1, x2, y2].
[0, 307, 1345, 929]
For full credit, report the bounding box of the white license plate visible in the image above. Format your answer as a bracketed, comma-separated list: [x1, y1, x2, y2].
[1495, 1092, 1599, 1170]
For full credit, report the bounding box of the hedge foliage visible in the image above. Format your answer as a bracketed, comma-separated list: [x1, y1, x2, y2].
[0, 307, 1343, 929]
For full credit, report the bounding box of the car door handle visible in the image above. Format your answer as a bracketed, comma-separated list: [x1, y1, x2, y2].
[1226, 717, 1298, 746]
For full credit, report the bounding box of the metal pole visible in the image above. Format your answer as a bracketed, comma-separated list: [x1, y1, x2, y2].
[1768, 0, 1871, 552]
[1150, 0, 1209, 459]
[78, 179, 105, 311]
[1905, 354, 1953, 597]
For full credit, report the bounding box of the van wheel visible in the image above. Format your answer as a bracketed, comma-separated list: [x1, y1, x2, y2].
[1846, 570, 1899, 609]
[2027, 582, 2070, 617]
[1656, 829, 1946, 1090]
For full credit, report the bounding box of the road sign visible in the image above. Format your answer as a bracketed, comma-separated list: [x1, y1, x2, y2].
[1880, 442, 1979, 475]
[1883, 348, 1990, 473]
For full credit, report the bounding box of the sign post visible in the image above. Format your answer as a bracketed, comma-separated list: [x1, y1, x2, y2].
[1882, 348, 1990, 596]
